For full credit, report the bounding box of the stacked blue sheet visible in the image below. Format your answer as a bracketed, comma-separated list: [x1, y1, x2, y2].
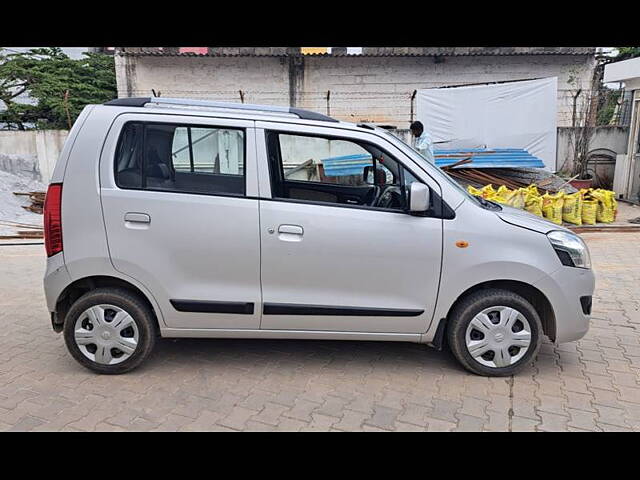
[320, 148, 544, 177]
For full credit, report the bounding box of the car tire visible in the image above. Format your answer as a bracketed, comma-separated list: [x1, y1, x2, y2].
[63, 287, 157, 374]
[446, 288, 542, 377]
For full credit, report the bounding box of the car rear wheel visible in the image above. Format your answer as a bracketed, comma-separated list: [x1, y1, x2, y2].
[63, 288, 157, 374]
[446, 288, 542, 376]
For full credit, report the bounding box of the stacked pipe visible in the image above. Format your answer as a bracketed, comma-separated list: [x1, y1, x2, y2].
[440, 159, 561, 194]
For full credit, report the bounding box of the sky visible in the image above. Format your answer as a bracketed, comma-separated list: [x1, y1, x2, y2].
[2, 47, 89, 58]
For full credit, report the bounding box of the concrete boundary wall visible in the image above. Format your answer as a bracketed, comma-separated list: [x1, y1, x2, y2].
[0, 125, 626, 184]
[556, 126, 629, 181]
[0, 130, 68, 182]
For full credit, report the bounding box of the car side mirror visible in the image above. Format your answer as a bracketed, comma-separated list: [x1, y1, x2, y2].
[409, 182, 430, 214]
[362, 165, 374, 184]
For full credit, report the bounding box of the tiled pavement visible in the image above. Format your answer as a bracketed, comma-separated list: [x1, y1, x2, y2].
[0, 232, 639, 431]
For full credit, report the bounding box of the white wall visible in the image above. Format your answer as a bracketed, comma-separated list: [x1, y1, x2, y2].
[556, 126, 629, 184]
[557, 126, 629, 168]
[279, 134, 368, 165]
[604, 56, 640, 85]
[0, 130, 68, 182]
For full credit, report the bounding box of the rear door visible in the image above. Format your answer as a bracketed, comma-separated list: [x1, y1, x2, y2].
[100, 113, 262, 330]
[255, 122, 444, 333]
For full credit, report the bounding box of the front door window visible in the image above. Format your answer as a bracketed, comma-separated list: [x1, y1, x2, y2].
[266, 131, 421, 212]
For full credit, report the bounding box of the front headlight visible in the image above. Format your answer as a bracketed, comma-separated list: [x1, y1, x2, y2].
[547, 230, 591, 269]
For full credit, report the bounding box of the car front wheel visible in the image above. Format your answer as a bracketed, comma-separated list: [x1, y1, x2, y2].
[446, 288, 542, 376]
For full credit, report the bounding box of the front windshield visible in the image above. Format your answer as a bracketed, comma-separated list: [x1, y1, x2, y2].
[375, 128, 482, 204]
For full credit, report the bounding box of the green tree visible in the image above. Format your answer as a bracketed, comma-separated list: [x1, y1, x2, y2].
[615, 47, 640, 61]
[0, 47, 116, 130]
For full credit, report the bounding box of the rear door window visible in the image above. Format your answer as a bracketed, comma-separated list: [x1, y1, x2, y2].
[114, 121, 245, 196]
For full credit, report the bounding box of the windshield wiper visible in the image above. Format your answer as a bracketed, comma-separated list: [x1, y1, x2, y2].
[476, 196, 502, 211]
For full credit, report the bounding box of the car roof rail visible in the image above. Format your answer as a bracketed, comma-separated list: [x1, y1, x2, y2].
[104, 97, 339, 123]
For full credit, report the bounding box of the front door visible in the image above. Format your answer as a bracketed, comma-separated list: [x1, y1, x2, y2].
[257, 125, 443, 333]
[100, 114, 262, 329]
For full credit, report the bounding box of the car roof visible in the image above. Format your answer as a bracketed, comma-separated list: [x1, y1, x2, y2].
[105, 97, 339, 122]
[102, 97, 370, 129]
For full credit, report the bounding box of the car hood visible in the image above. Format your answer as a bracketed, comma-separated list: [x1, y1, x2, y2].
[496, 205, 571, 234]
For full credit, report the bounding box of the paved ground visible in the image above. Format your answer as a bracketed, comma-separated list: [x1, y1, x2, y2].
[0, 233, 639, 432]
[607, 201, 640, 225]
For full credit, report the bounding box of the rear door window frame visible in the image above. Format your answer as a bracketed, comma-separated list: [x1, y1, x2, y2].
[113, 120, 248, 198]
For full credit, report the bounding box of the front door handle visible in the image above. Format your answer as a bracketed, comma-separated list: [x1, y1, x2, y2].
[277, 224, 304, 242]
[124, 212, 151, 224]
[278, 225, 303, 235]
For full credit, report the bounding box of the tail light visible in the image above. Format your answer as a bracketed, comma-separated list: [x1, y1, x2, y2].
[44, 183, 63, 257]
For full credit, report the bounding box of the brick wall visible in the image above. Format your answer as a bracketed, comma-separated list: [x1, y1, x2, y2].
[299, 55, 597, 127]
[115, 55, 291, 105]
[115, 53, 596, 128]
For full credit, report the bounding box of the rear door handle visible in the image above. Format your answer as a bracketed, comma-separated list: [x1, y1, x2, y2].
[124, 212, 151, 224]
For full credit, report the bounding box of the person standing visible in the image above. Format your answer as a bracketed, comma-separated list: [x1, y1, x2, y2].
[410, 121, 435, 165]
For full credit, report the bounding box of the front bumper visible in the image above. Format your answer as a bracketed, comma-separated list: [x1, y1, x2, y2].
[533, 266, 596, 343]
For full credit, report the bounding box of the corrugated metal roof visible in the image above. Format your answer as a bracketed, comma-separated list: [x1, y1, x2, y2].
[322, 154, 372, 177]
[117, 47, 596, 58]
[119, 51, 289, 57]
[319, 148, 545, 177]
[434, 148, 545, 169]
[314, 47, 595, 57]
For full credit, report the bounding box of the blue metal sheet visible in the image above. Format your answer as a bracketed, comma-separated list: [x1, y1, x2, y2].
[321, 154, 372, 177]
[434, 148, 544, 169]
[320, 148, 545, 175]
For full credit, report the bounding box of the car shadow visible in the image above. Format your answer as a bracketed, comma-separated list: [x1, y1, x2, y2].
[139, 337, 463, 375]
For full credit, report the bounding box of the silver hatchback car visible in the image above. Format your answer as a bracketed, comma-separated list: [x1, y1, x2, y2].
[43, 97, 595, 376]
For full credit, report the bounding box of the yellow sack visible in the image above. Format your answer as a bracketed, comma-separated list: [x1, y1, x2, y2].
[480, 184, 496, 199]
[496, 185, 511, 197]
[590, 189, 614, 223]
[524, 190, 543, 217]
[582, 198, 598, 225]
[468, 184, 515, 205]
[505, 188, 526, 209]
[609, 190, 618, 221]
[542, 192, 564, 225]
[526, 185, 540, 196]
[467, 185, 483, 197]
[492, 185, 513, 205]
[562, 191, 583, 225]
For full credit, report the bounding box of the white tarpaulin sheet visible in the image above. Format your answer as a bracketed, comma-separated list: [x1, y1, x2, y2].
[416, 77, 558, 170]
